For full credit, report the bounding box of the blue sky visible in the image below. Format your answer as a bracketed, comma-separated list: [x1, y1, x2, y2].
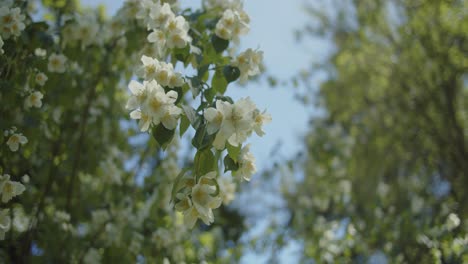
[80, 0, 331, 262]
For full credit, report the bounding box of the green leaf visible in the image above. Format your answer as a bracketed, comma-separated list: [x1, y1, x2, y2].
[198, 64, 210, 80]
[224, 155, 239, 173]
[212, 69, 228, 95]
[211, 34, 229, 53]
[215, 95, 234, 104]
[170, 168, 190, 203]
[188, 76, 202, 98]
[182, 105, 201, 129]
[152, 124, 175, 150]
[192, 124, 216, 150]
[194, 149, 216, 177]
[223, 66, 241, 83]
[180, 114, 190, 137]
[173, 45, 191, 65]
[226, 143, 242, 162]
[204, 87, 216, 102]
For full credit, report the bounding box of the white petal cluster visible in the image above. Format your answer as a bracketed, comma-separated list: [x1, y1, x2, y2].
[137, 1, 192, 51]
[203, 0, 244, 11]
[126, 79, 182, 132]
[175, 172, 222, 228]
[215, 9, 249, 41]
[5, 130, 27, 152]
[446, 213, 460, 231]
[232, 48, 263, 83]
[0, 209, 10, 240]
[47, 53, 67, 73]
[137, 55, 184, 88]
[35, 72, 48, 86]
[218, 176, 236, 205]
[234, 144, 256, 181]
[0, 2, 26, 39]
[204, 97, 269, 150]
[63, 13, 100, 49]
[0, 174, 25, 203]
[24, 91, 43, 109]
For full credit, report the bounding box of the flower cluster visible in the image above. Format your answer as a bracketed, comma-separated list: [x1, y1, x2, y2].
[47, 53, 67, 73]
[0, 1, 26, 39]
[137, 0, 191, 55]
[24, 91, 44, 109]
[215, 8, 249, 41]
[63, 13, 101, 49]
[122, 0, 270, 229]
[0, 174, 25, 203]
[136, 55, 184, 88]
[175, 172, 222, 228]
[204, 97, 271, 149]
[126, 79, 182, 132]
[232, 48, 263, 83]
[4, 127, 28, 152]
[0, 173, 26, 239]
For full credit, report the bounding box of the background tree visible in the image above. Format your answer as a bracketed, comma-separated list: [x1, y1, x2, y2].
[282, 0, 468, 263]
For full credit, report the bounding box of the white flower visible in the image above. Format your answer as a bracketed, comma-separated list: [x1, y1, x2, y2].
[148, 3, 175, 30]
[136, 55, 185, 87]
[232, 48, 263, 83]
[35, 72, 48, 86]
[191, 172, 222, 225]
[21, 174, 29, 183]
[218, 176, 236, 205]
[64, 13, 100, 49]
[24, 91, 43, 109]
[143, 3, 191, 49]
[446, 213, 460, 231]
[34, 48, 46, 57]
[6, 132, 27, 151]
[215, 9, 249, 41]
[0, 209, 10, 240]
[83, 248, 101, 264]
[206, 98, 256, 150]
[126, 80, 182, 131]
[234, 144, 256, 181]
[0, 6, 26, 39]
[252, 109, 271, 136]
[164, 15, 191, 49]
[13, 206, 29, 233]
[203, 0, 244, 12]
[47, 53, 67, 73]
[147, 29, 166, 46]
[204, 107, 224, 135]
[175, 172, 222, 228]
[0, 174, 26, 203]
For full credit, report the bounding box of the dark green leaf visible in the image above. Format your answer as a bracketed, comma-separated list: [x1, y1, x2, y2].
[170, 168, 190, 203]
[182, 105, 201, 129]
[173, 45, 191, 64]
[226, 143, 242, 162]
[192, 124, 216, 150]
[223, 66, 241, 83]
[152, 124, 175, 150]
[204, 87, 216, 102]
[211, 34, 229, 53]
[180, 114, 190, 137]
[224, 155, 239, 172]
[194, 149, 216, 177]
[212, 69, 228, 95]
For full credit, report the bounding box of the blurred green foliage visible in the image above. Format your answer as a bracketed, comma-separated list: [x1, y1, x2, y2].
[284, 0, 468, 263]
